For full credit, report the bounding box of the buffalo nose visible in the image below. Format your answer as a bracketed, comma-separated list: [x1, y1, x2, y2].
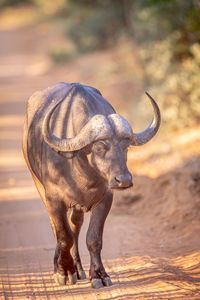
[115, 173, 133, 188]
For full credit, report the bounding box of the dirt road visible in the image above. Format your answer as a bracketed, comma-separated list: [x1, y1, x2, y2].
[0, 16, 200, 299]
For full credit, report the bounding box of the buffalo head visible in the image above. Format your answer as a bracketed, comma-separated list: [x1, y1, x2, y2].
[42, 91, 160, 190]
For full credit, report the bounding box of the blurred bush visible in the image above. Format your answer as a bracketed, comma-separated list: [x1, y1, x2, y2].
[1, 0, 199, 129]
[135, 0, 200, 129]
[63, 0, 133, 52]
[140, 39, 200, 129]
[49, 48, 75, 64]
[0, 0, 31, 7]
[2, 0, 200, 59]
[57, 0, 200, 59]
[58, 0, 200, 129]
[135, 0, 200, 59]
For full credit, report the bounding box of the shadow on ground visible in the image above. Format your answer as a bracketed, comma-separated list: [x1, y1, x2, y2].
[1, 252, 200, 299]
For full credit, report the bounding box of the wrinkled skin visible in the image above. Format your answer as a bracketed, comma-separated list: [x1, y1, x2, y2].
[22, 82, 159, 288]
[90, 138, 132, 189]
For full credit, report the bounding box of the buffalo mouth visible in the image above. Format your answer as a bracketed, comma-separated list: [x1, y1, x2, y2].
[109, 183, 133, 190]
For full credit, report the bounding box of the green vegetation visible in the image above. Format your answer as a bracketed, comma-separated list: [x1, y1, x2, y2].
[49, 48, 75, 64]
[1, 0, 200, 129]
[136, 0, 200, 59]
[0, 0, 31, 7]
[64, 0, 134, 52]
[57, 0, 200, 59]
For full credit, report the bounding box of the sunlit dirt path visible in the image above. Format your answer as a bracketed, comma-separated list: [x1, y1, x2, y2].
[0, 17, 200, 299]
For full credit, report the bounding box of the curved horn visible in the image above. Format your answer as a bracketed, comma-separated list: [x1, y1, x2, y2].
[132, 92, 161, 146]
[42, 97, 111, 152]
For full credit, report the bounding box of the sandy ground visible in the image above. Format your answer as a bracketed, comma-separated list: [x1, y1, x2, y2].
[1, 12, 200, 299]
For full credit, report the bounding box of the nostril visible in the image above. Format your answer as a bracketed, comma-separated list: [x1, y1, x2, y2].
[115, 176, 121, 183]
[115, 174, 132, 187]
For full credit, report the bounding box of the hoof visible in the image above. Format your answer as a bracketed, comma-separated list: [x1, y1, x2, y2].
[68, 272, 77, 285]
[102, 277, 112, 287]
[53, 273, 66, 286]
[77, 270, 86, 280]
[91, 278, 104, 289]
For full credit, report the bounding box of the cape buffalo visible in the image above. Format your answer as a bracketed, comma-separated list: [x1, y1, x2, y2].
[22, 82, 160, 288]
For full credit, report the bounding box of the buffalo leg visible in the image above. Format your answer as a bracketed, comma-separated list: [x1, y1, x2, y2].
[86, 192, 113, 288]
[46, 200, 77, 286]
[68, 208, 86, 279]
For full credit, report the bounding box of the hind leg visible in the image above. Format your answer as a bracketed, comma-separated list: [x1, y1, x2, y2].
[68, 207, 86, 280]
[26, 166, 77, 285]
[45, 198, 77, 286]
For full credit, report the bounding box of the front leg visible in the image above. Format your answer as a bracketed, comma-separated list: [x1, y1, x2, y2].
[86, 192, 113, 288]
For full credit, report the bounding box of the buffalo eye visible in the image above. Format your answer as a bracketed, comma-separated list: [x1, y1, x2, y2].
[120, 138, 131, 150]
[93, 141, 109, 155]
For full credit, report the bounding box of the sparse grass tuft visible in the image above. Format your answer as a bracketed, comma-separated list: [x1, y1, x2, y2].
[48, 48, 76, 64]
